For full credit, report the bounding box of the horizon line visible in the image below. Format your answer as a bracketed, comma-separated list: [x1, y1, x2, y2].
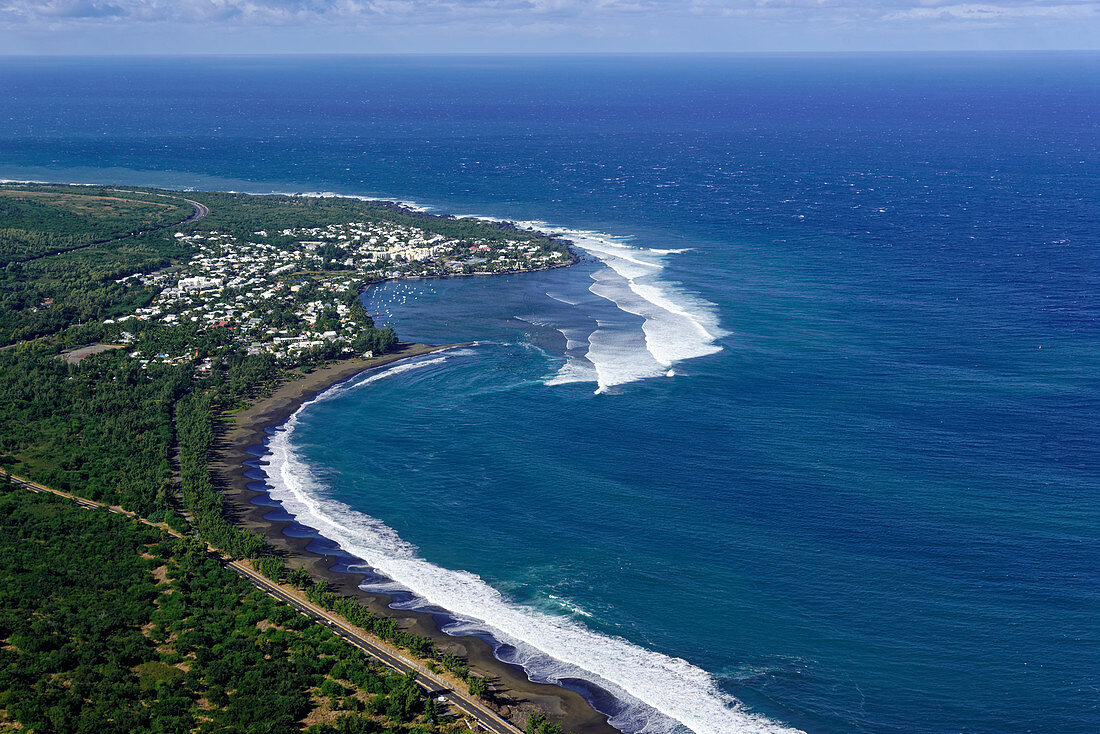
[2, 49, 1099, 57]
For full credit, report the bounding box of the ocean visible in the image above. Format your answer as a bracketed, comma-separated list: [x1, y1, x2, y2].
[1, 54, 1097, 734]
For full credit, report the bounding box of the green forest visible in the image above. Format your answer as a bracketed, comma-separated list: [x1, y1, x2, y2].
[0, 489, 461, 734]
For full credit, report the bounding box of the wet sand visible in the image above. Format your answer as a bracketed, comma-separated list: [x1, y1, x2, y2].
[210, 342, 620, 734]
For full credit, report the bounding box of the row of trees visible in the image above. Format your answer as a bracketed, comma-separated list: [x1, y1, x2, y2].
[176, 391, 266, 558]
[0, 227, 92, 264]
[289, 574, 500, 704]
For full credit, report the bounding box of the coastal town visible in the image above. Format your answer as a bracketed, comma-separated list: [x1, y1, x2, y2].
[107, 218, 572, 365]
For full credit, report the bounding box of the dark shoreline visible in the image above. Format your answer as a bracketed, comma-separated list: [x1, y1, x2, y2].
[210, 341, 621, 734]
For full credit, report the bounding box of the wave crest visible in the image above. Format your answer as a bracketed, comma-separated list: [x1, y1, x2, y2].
[512, 221, 726, 393]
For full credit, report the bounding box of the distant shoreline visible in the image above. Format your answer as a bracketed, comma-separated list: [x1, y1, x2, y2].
[1, 178, 582, 276]
[211, 341, 620, 734]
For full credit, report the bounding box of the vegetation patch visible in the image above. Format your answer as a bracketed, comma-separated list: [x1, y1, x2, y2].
[132, 660, 185, 691]
[0, 186, 191, 268]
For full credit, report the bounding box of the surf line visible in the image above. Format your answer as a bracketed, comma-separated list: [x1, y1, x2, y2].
[259, 356, 802, 734]
[518, 225, 726, 393]
[231, 187, 726, 393]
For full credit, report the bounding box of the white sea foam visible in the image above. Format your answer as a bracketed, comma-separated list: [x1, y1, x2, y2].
[308, 356, 450, 406]
[502, 219, 726, 392]
[546, 323, 598, 385]
[547, 594, 594, 618]
[584, 299, 668, 391]
[260, 362, 803, 734]
[291, 190, 431, 213]
[573, 235, 723, 366]
[544, 292, 581, 307]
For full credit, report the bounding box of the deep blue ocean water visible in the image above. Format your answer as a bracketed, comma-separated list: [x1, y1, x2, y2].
[2, 54, 1098, 734]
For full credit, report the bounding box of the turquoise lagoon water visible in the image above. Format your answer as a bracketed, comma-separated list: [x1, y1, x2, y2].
[1, 54, 1098, 734]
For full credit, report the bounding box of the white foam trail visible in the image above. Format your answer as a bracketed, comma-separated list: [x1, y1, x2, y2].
[263, 400, 804, 734]
[514, 315, 554, 329]
[547, 594, 594, 618]
[545, 292, 581, 307]
[310, 357, 449, 406]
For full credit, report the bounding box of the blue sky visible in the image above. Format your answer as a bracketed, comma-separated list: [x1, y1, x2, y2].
[1, 0, 1097, 53]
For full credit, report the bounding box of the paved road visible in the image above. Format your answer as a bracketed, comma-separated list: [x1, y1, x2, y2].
[5, 472, 519, 734]
[180, 196, 210, 222]
[109, 189, 211, 229]
[227, 561, 518, 734]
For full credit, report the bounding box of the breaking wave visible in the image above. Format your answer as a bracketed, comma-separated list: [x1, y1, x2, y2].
[511, 221, 726, 393]
[310, 356, 450, 405]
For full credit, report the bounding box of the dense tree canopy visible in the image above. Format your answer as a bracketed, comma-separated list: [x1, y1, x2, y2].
[0, 345, 187, 515]
[0, 490, 461, 733]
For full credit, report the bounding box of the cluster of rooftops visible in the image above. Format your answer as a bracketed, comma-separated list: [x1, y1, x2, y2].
[103, 219, 569, 364]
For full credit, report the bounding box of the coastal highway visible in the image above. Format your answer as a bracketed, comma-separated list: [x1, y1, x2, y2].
[179, 196, 210, 223]
[5, 472, 522, 734]
[226, 560, 521, 734]
[109, 188, 210, 227]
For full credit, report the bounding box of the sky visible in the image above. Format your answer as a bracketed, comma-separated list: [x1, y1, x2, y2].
[0, 0, 1098, 54]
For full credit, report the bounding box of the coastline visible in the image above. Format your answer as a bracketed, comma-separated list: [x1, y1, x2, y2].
[210, 341, 621, 734]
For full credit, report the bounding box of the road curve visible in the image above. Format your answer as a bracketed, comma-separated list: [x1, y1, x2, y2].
[5, 472, 521, 734]
[178, 197, 210, 223]
[110, 188, 210, 228]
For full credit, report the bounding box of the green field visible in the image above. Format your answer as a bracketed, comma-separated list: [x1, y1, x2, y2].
[0, 187, 193, 264]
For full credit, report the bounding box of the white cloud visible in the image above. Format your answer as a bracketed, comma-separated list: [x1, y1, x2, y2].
[884, 2, 1099, 21]
[1, 0, 1098, 49]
